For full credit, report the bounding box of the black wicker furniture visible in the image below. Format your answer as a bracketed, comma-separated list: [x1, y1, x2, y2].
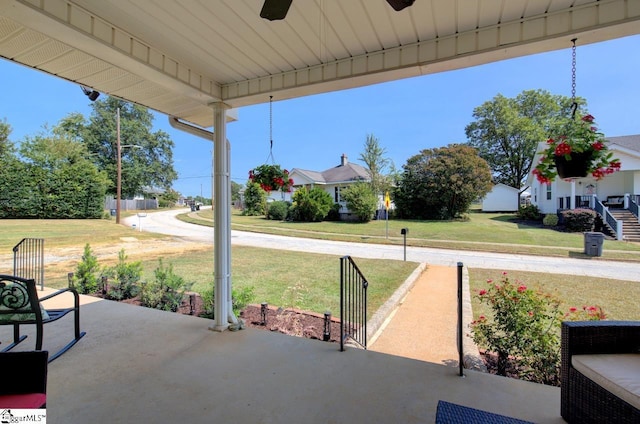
[0, 274, 85, 362]
[0, 350, 48, 408]
[561, 321, 640, 423]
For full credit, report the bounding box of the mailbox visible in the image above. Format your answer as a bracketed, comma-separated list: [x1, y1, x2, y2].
[401, 228, 408, 235]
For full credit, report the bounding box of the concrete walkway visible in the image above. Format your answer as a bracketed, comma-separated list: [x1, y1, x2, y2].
[369, 265, 460, 365]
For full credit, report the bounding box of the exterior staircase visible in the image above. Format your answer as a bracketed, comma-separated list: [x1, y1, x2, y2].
[608, 209, 640, 242]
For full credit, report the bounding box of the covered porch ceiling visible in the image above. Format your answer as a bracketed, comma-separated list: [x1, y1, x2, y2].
[1, 0, 639, 129]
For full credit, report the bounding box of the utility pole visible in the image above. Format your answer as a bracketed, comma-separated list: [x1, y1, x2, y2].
[116, 108, 122, 224]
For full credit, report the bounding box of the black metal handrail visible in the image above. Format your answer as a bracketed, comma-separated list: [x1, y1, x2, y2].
[13, 238, 44, 290]
[629, 196, 639, 219]
[340, 256, 368, 351]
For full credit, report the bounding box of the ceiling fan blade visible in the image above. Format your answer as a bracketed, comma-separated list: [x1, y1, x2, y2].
[260, 0, 293, 21]
[386, 0, 415, 11]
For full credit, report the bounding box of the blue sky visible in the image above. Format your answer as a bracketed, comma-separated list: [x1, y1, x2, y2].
[1, 34, 639, 197]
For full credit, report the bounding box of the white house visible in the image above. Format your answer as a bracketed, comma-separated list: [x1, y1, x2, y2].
[482, 183, 521, 212]
[526, 135, 640, 214]
[289, 154, 370, 220]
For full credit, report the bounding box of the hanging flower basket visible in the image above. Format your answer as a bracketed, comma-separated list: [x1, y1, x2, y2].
[533, 114, 621, 184]
[554, 150, 593, 179]
[248, 164, 294, 193]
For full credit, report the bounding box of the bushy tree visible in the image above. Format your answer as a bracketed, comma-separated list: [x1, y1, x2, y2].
[243, 181, 267, 216]
[394, 144, 492, 220]
[465, 90, 583, 189]
[290, 187, 333, 222]
[3, 130, 108, 218]
[340, 182, 378, 222]
[56, 97, 177, 197]
[158, 188, 180, 208]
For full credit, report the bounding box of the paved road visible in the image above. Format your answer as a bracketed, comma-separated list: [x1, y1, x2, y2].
[123, 208, 640, 282]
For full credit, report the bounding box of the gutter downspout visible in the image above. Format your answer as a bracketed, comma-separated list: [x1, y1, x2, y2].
[168, 116, 238, 329]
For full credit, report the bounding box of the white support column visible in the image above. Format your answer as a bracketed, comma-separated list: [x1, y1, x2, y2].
[210, 102, 234, 332]
[570, 180, 576, 210]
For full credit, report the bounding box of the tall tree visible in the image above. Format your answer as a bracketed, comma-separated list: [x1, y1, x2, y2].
[394, 144, 492, 220]
[57, 97, 177, 197]
[358, 134, 390, 196]
[465, 90, 585, 189]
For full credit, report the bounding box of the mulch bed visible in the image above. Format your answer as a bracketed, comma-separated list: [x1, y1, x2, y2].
[239, 304, 342, 343]
[95, 292, 342, 343]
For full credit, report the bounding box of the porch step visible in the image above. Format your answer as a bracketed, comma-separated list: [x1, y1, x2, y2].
[609, 210, 640, 242]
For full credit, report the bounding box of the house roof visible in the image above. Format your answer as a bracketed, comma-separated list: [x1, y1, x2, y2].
[292, 155, 370, 185]
[607, 135, 640, 152]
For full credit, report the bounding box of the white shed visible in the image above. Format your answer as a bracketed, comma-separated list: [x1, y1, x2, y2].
[482, 183, 520, 212]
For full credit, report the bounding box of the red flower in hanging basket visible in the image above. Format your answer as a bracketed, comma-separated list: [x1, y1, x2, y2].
[534, 114, 621, 183]
[248, 164, 294, 193]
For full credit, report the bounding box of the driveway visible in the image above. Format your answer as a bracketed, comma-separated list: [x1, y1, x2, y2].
[123, 208, 640, 282]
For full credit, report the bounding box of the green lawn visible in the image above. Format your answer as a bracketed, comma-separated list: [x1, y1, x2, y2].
[134, 246, 417, 316]
[468, 268, 640, 322]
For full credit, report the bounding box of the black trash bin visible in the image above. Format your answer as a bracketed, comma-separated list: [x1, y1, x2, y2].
[110, 209, 116, 216]
[584, 232, 605, 257]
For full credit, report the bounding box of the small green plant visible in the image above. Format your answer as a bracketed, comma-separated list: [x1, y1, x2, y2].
[199, 285, 256, 319]
[561, 208, 596, 232]
[140, 259, 194, 312]
[542, 213, 559, 227]
[72, 243, 100, 294]
[282, 281, 308, 310]
[102, 249, 143, 300]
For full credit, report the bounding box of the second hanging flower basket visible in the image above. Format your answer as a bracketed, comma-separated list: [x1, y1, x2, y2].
[533, 114, 621, 184]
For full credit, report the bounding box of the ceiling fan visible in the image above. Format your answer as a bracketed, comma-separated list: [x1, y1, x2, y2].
[260, 0, 415, 21]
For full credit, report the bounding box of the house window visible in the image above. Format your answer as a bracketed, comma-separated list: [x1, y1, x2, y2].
[546, 184, 552, 200]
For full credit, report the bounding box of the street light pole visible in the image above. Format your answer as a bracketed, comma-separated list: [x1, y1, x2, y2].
[115, 107, 142, 225]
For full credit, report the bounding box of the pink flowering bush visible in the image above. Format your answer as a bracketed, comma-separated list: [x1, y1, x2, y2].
[533, 114, 621, 184]
[470, 272, 606, 386]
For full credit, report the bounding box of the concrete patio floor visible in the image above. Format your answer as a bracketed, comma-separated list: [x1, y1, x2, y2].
[0, 291, 565, 424]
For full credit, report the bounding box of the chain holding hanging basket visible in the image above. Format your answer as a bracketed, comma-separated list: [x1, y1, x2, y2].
[533, 39, 621, 183]
[248, 96, 294, 193]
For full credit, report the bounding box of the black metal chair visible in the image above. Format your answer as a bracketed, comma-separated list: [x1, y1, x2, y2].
[0, 350, 48, 408]
[0, 274, 86, 362]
